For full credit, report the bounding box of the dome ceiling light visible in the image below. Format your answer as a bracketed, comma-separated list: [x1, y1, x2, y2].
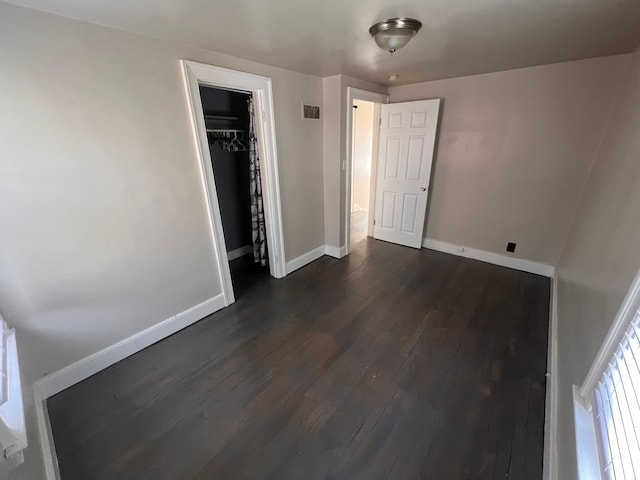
[369, 17, 422, 54]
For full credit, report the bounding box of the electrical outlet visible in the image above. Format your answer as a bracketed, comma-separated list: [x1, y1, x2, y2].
[506, 242, 516, 253]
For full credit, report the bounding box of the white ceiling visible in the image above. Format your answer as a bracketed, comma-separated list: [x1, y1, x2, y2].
[6, 0, 640, 85]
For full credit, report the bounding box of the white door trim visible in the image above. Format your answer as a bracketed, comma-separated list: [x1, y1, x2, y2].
[345, 87, 389, 255]
[367, 103, 382, 238]
[181, 60, 287, 306]
[543, 274, 558, 480]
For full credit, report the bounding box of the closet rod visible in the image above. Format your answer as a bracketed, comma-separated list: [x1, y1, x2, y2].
[206, 128, 245, 133]
[204, 114, 242, 122]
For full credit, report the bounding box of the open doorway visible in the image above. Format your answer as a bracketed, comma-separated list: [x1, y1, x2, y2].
[199, 86, 269, 299]
[181, 60, 287, 307]
[345, 88, 388, 253]
[350, 99, 376, 246]
[346, 89, 440, 252]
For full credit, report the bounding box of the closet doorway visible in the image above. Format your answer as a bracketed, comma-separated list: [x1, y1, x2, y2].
[181, 61, 286, 307]
[199, 86, 268, 298]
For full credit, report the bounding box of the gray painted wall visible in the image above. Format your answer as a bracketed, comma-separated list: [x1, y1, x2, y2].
[555, 50, 640, 479]
[388, 55, 631, 267]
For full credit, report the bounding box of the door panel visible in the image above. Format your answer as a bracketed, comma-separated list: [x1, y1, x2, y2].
[384, 136, 401, 178]
[406, 136, 425, 180]
[373, 99, 440, 249]
[380, 191, 397, 229]
[401, 194, 418, 233]
[388, 112, 403, 128]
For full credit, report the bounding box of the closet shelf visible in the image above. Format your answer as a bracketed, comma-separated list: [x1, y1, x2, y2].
[206, 128, 245, 134]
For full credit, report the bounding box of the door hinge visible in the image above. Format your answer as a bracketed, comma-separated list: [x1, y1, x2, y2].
[373, 219, 376, 225]
[262, 111, 267, 122]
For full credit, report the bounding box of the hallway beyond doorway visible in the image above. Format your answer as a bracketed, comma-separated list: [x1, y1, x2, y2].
[350, 211, 368, 245]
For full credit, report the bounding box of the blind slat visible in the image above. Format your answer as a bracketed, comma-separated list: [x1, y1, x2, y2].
[615, 348, 640, 455]
[600, 373, 633, 478]
[610, 357, 639, 477]
[596, 387, 617, 478]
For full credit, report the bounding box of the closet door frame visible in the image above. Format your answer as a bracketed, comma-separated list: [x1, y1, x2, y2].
[181, 60, 287, 306]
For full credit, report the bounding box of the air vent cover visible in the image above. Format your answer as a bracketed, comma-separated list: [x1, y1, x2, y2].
[302, 104, 320, 119]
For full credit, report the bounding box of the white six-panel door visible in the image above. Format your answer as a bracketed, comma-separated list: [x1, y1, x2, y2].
[373, 99, 440, 249]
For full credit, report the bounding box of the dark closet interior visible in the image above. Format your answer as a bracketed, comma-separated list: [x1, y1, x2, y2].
[199, 85, 269, 295]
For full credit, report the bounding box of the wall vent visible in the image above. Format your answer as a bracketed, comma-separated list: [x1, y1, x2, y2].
[302, 104, 320, 119]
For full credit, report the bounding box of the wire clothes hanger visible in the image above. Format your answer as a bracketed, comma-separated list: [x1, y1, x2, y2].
[206, 129, 248, 152]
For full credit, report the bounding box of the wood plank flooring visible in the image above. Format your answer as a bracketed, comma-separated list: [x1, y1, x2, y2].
[47, 238, 550, 480]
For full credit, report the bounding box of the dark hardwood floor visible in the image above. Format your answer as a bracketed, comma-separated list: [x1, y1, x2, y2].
[47, 238, 550, 480]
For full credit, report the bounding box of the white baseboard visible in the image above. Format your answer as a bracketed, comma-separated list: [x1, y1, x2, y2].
[227, 245, 252, 261]
[543, 274, 558, 480]
[284, 244, 350, 274]
[34, 294, 226, 399]
[31, 294, 227, 480]
[285, 246, 327, 274]
[325, 245, 347, 259]
[422, 238, 555, 277]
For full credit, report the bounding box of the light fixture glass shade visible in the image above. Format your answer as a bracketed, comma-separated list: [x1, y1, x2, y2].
[369, 18, 422, 54]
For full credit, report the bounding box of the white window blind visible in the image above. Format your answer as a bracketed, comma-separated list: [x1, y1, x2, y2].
[0, 315, 27, 468]
[576, 271, 640, 479]
[576, 296, 640, 480]
[589, 309, 640, 479]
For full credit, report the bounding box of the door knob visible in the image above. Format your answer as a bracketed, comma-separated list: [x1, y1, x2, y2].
[420, 186, 427, 191]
